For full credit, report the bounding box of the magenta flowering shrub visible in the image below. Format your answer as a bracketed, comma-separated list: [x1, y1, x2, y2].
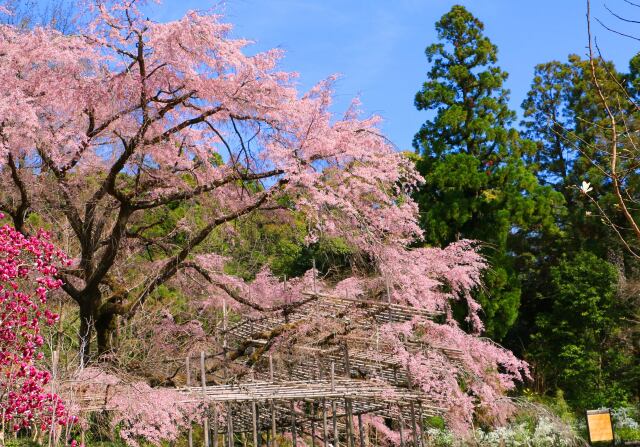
[0, 218, 72, 432]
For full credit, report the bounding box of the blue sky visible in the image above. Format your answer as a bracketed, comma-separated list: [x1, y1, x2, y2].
[149, 0, 639, 151]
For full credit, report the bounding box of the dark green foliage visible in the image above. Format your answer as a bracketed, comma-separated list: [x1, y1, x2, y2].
[517, 53, 640, 409]
[412, 5, 638, 411]
[530, 252, 633, 409]
[412, 5, 563, 340]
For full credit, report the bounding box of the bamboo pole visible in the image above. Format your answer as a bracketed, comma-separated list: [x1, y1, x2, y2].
[187, 355, 193, 447]
[410, 402, 419, 447]
[331, 363, 339, 447]
[330, 362, 336, 392]
[213, 404, 219, 447]
[345, 399, 355, 447]
[270, 355, 277, 447]
[311, 403, 317, 447]
[322, 398, 329, 447]
[343, 345, 351, 379]
[332, 400, 339, 447]
[201, 351, 209, 447]
[223, 300, 228, 350]
[357, 414, 365, 447]
[343, 346, 355, 447]
[312, 259, 317, 295]
[227, 403, 234, 447]
[418, 403, 425, 447]
[290, 401, 297, 447]
[386, 276, 392, 322]
[252, 401, 258, 447]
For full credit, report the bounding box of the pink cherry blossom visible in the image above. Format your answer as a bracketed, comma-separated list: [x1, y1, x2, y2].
[0, 0, 529, 438]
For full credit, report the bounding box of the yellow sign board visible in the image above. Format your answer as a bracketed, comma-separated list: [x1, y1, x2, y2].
[586, 409, 614, 443]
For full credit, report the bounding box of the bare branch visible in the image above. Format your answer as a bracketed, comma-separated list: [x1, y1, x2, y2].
[595, 16, 640, 41]
[126, 180, 288, 316]
[6, 153, 30, 233]
[130, 169, 283, 210]
[85, 205, 133, 292]
[587, 0, 640, 243]
[142, 106, 225, 146]
[605, 3, 640, 23]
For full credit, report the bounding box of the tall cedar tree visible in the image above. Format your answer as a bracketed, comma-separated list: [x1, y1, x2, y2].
[413, 5, 562, 340]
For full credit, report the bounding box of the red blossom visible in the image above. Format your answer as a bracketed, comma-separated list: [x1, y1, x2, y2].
[0, 216, 72, 430]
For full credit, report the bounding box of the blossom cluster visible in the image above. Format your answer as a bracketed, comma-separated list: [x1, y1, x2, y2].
[0, 217, 72, 432]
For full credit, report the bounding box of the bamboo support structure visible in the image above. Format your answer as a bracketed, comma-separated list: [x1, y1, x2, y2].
[67, 289, 460, 447]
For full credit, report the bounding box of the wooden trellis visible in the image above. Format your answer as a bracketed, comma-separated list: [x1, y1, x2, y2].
[172, 289, 463, 447]
[73, 286, 463, 447]
[180, 353, 436, 447]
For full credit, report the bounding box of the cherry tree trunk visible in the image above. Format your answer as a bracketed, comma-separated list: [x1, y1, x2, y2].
[78, 297, 97, 366]
[78, 290, 116, 365]
[96, 306, 118, 358]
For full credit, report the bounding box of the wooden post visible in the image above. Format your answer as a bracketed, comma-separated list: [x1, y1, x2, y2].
[270, 355, 277, 447]
[252, 401, 259, 447]
[343, 344, 351, 379]
[227, 403, 234, 447]
[409, 402, 420, 447]
[270, 402, 277, 447]
[48, 350, 59, 447]
[342, 346, 355, 447]
[213, 403, 219, 447]
[331, 400, 339, 447]
[312, 258, 317, 294]
[398, 410, 405, 447]
[357, 414, 365, 447]
[417, 403, 425, 447]
[290, 401, 297, 447]
[311, 403, 317, 447]
[345, 399, 355, 447]
[187, 355, 193, 447]
[331, 362, 338, 447]
[322, 398, 329, 447]
[330, 362, 336, 392]
[386, 276, 392, 322]
[223, 300, 228, 350]
[284, 275, 288, 305]
[201, 351, 209, 447]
